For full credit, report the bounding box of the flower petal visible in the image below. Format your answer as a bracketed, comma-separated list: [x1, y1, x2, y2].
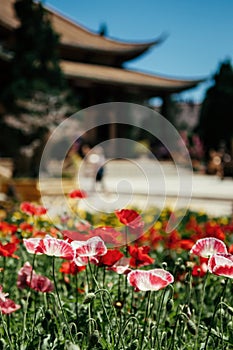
[190, 237, 227, 258]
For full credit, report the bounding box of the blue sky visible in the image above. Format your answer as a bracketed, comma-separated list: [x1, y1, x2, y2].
[46, 0, 233, 103]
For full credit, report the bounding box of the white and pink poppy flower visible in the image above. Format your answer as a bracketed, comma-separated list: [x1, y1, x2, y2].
[190, 237, 227, 258]
[24, 235, 74, 260]
[109, 257, 131, 275]
[71, 236, 107, 258]
[127, 268, 174, 292]
[208, 254, 233, 278]
[23, 238, 43, 255]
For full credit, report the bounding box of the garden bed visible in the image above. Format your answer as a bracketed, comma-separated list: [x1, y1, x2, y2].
[0, 195, 233, 349]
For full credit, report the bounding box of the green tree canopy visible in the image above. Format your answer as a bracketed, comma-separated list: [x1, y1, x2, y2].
[197, 60, 233, 157]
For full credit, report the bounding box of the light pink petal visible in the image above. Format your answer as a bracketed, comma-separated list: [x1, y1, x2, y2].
[36, 235, 74, 259]
[127, 269, 174, 292]
[73, 255, 89, 266]
[109, 257, 131, 274]
[190, 237, 227, 258]
[71, 236, 107, 257]
[208, 254, 233, 278]
[23, 238, 43, 255]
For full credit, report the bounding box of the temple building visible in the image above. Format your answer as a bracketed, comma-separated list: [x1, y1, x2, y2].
[0, 0, 204, 147]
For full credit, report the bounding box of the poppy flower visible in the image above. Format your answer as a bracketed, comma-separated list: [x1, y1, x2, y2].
[23, 235, 74, 260]
[0, 285, 21, 314]
[89, 226, 121, 245]
[17, 262, 35, 289]
[29, 274, 54, 293]
[94, 249, 124, 267]
[0, 222, 17, 235]
[128, 245, 154, 268]
[71, 236, 107, 258]
[190, 237, 228, 258]
[20, 202, 47, 216]
[115, 209, 144, 234]
[17, 262, 54, 292]
[108, 257, 131, 275]
[69, 189, 87, 199]
[208, 254, 233, 278]
[63, 230, 91, 242]
[192, 257, 208, 277]
[59, 261, 86, 275]
[127, 268, 174, 292]
[71, 236, 107, 266]
[0, 242, 19, 259]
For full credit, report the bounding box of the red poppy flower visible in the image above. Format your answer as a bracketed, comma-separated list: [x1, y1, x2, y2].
[89, 226, 121, 245]
[60, 261, 86, 275]
[63, 230, 91, 242]
[19, 222, 33, 233]
[94, 249, 124, 267]
[205, 222, 225, 241]
[208, 254, 233, 278]
[0, 285, 20, 314]
[190, 237, 228, 258]
[20, 202, 47, 216]
[69, 189, 87, 199]
[0, 242, 19, 259]
[164, 230, 181, 250]
[128, 245, 154, 268]
[23, 235, 74, 260]
[192, 257, 208, 277]
[179, 239, 195, 251]
[127, 268, 174, 292]
[115, 209, 144, 234]
[0, 222, 17, 235]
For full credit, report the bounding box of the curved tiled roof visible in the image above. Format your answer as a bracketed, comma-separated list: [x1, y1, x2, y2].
[61, 60, 204, 94]
[0, 0, 163, 59]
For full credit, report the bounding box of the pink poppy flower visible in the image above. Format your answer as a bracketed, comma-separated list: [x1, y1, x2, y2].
[23, 235, 74, 260]
[190, 237, 228, 258]
[108, 257, 131, 275]
[29, 274, 54, 293]
[17, 262, 35, 289]
[17, 262, 54, 292]
[0, 285, 20, 314]
[71, 236, 107, 257]
[127, 269, 174, 292]
[23, 238, 43, 255]
[208, 254, 233, 278]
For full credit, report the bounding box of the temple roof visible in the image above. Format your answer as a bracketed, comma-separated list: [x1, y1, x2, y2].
[0, 0, 164, 64]
[61, 60, 203, 95]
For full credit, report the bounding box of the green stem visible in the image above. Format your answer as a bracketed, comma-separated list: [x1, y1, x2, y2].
[75, 273, 78, 320]
[52, 256, 74, 342]
[0, 312, 14, 350]
[1, 256, 6, 285]
[21, 254, 36, 344]
[204, 278, 228, 350]
[140, 290, 151, 350]
[194, 271, 209, 350]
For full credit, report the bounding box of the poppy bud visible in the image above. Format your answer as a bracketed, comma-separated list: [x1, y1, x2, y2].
[83, 292, 96, 304]
[89, 330, 99, 346]
[166, 299, 174, 312]
[187, 319, 196, 335]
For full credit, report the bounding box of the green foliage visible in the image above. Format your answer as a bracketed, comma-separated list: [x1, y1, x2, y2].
[197, 60, 233, 155]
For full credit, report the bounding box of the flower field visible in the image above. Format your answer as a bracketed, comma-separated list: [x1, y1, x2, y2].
[0, 192, 233, 350]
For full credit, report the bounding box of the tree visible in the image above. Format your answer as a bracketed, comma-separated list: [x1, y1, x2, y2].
[0, 0, 78, 177]
[197, 60, 233, 158]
